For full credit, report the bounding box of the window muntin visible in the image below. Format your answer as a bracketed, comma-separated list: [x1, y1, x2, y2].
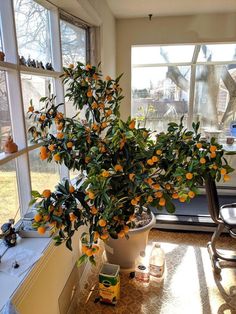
[0, 71, 11, 153]
[29, 149, 59, 192]
[60, 19, 86, 66]
[14, 0, 52, 64]
[0, 160, 19, 226]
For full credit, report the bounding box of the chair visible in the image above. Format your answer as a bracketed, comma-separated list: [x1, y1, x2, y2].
[205, 175, 236, 274]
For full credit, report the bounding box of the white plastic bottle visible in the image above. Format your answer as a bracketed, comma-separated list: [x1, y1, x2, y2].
[135, 251, 150, 285]
[149, 243, 165, 282]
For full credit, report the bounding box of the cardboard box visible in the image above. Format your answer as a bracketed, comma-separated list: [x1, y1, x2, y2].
[99, 263, 120, 305]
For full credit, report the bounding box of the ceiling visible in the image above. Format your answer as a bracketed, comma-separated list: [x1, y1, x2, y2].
[106, 0, 236, 19]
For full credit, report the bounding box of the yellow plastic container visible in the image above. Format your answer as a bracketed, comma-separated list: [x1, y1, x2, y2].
[99, 263, 120, 305]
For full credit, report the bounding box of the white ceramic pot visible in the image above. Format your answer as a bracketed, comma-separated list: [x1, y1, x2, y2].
[104, 211, 156, 270]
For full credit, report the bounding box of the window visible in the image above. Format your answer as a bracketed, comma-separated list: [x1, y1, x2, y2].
[132, 65, 190, 132]
[0, 160, 19, 226]
[60, 18, 87, 66]
[21, 74, 53, 138]
[14, 0, 52, 64]
[132, 44, 236, 135]
[0, 0, 90, 227]
[29, 149, 59, 192]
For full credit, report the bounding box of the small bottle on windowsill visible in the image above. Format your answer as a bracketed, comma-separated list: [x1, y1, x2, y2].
[149, 243, 165, 285]
[134, 251, 150, 286]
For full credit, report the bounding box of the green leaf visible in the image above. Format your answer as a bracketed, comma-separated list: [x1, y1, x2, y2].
[165, 198, 176, 213]
[77, 254, 88, 267]
[66, 238, 72, 251]
[89, 255, 96, 266]
[28, 198, 37, 207]
[31, 190, 42, 198]
[54, 241, 62, 246]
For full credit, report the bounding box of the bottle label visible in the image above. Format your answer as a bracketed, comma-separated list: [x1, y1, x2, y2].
[135, 264, 150, 283]
[149, 264, 164, 277]
[135, 271, 149, 282]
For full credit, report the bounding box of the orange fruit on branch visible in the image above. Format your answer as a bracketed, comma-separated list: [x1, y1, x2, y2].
[186, 172, 193, 180]
[34, 213, 42, 222]
[37, 226, 46, 235]
[42, 189, 51, 198]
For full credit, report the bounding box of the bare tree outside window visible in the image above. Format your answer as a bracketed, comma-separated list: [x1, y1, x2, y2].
[132, 44, 236, 134]
[14, 0, 51, 64]
[60, 19, 86, 66]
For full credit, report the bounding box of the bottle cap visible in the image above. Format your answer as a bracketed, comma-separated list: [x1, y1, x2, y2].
[154, 242, 161, 248]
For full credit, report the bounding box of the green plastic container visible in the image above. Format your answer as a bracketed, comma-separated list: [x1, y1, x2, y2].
[99, 263, 120, 305]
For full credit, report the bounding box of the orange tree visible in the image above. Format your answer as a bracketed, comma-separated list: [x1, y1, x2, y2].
[28, 62, 234, 265]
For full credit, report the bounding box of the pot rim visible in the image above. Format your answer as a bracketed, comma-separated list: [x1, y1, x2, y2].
[128, 211, 155, 235]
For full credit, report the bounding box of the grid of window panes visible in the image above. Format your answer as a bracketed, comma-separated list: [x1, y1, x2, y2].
[131, 44, 236, 135]
[131, 44, 236, 190]
[0, 0, 89, 226]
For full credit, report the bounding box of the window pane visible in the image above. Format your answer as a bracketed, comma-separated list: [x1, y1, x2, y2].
[0, 161, 19, 226]
[14, 0, 51, 64]
[193, 65, 236, 133]
[21, 74, 53, 138]
[29, 149, 60, 193]
[0, 18, 3, 52]
[198, 44, 236, 63]
[60, 19, 86, 66]
[132, 45, 194, 65]
[0, 71, 11, 153]
[132, 66, 190, 132]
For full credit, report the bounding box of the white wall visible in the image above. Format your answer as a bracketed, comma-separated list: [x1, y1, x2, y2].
[13, 230, 86, 314]
[116, 13, 236, 119]
[88, 0, 116, 78]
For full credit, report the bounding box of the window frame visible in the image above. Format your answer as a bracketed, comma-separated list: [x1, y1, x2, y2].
[131, 44, 236, 130]
[0, 0, 90, 223]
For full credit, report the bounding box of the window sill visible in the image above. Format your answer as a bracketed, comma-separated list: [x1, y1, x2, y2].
[0, 236, 52, 311]
[0, 60, 17, 71]
[19, 65, 62, 78]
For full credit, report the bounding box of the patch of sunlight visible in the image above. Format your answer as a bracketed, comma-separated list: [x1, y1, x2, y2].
[201, 247, 236, 313]
[165, 245, 203, 314]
